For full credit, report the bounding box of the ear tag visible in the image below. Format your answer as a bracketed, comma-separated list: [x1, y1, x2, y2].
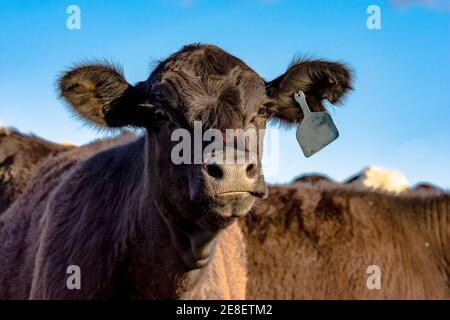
[294, 90, 339, 158]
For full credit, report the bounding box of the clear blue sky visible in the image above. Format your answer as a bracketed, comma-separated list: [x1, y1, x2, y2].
[1, 0, 449, 188]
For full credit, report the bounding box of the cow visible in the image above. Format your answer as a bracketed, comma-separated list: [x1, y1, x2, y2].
[0, 43, 352, 299]
[241, 184, 450, 299]
[0, 127, 73, 214]
[409, 183, 445, 196]
[292, 173, 337, 186]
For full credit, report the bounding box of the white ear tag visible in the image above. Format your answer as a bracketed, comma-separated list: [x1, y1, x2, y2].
[294, 90, 339, 158]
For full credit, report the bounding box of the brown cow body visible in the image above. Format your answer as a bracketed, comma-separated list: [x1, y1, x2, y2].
[242, 184, 450, 299]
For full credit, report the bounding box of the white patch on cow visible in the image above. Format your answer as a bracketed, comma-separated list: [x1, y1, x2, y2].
[348, 166, 409, 194]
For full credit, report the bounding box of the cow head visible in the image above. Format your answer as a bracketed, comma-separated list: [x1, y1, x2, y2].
[58, 44, 352, 232]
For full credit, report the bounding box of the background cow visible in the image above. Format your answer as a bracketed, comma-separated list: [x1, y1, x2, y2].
[241, 184, 449, 299]
[0, 127, 73, 214]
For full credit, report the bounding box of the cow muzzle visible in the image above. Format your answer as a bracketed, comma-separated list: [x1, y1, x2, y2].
[202, 148, 267, 200]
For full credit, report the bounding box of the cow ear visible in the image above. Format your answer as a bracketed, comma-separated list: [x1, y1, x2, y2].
[58, 63, 150, 128]
[265, 59, 352, 124]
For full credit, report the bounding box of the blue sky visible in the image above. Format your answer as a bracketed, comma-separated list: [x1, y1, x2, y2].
[0, 0, 449, 188]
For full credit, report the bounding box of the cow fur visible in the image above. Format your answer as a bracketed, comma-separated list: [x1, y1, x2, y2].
[0, 133, 242, 299]
[241, 184, 450, 299]
[0, 128, 73, 214]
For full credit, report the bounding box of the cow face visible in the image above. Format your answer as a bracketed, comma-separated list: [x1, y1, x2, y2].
[58, 44, 352, 231]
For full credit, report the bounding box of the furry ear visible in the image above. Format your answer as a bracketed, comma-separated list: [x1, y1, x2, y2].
[58, 63, 149, 128]
[265, 59, 353, 124]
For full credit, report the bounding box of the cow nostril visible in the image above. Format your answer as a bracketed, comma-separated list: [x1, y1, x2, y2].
[205, 163, 224, 179]
[246, 163, 258, 179]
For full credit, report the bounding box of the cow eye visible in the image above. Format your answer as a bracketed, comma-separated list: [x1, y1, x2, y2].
[138, 103, 168, 126]
[257, 105, 267, 117]
[152, 108, 167, 125]
[249, 106, 268, 124]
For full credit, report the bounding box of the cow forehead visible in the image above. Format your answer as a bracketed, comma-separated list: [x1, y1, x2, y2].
[161, 45, 252, 77]
[153, 45, 267, 129]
